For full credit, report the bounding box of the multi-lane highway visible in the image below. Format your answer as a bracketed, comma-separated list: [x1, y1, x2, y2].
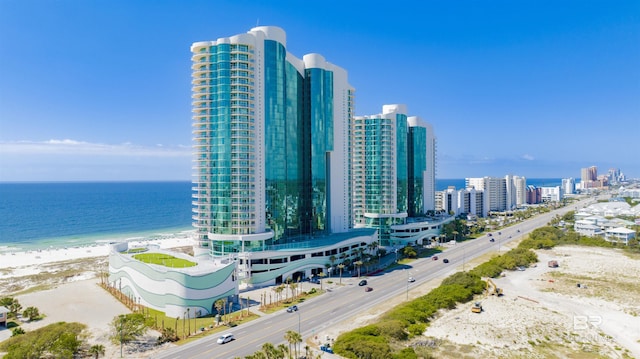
[152, 195, 596, 359]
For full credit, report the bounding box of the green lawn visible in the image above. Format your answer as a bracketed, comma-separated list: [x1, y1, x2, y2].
[132, 253, 197, 268]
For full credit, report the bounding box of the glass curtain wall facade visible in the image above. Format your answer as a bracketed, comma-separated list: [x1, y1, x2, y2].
[191, 27, 353, 257]
[408, 125, 427, 216]
[305, 68, 334, 235]
[395, 113, 408, 213]
[191, 41, 258, 251]
[354, 105, 417, 244]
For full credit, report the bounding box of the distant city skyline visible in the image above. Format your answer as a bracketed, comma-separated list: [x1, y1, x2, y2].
[1, 1, 639, 181]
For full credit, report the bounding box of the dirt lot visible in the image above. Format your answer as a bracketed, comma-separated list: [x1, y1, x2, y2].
[421, 246, 640, 359]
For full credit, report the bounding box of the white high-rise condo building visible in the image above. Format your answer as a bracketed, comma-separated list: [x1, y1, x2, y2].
[108, 25, 442, 319]
[352, 105, 438, 244]
[562, 178, 575, 195]
[191, 26, 355, 259]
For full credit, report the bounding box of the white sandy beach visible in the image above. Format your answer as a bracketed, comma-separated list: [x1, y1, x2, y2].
[0, 235, 198, 358]
[0, 236, 196, 270]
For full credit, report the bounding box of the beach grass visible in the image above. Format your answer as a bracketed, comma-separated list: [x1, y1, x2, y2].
[132, 253, 197, 268]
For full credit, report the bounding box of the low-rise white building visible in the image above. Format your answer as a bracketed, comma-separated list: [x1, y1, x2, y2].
[605, 227, 636, 245]
[574, 219, 604, 237]
[540, 186, 562, 202]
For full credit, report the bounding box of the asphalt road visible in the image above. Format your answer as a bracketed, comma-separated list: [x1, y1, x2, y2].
[152, 195, 598, 359]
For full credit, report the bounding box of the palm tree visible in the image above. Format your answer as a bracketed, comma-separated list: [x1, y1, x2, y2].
[289, 282, 297, 300]
[295, 331, 303, 358]
[285, 331, 302, 358]
[88, 344, 105, 359]
[337, 264, 345, 284]
[214, 299, 225, 325]
[277, 343, 288, 359]
[261, 342, 279, 359]
[284, 330, 296, 359]
[354, 260, 363, 277]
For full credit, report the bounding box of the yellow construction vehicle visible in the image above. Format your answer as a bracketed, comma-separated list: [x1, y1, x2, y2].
[486, 279, 504, 296]
[471, 301, 482, 313]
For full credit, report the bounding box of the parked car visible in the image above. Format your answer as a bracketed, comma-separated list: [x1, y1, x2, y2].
[408, 277, 416, 283]
[358, 279, 367, 286]
[443, 258, 449, 263]
[217, 333, 234, 344]
[432, 256, 438, 261]
[365, 286, 373, 292]
[489, 238, 495, 242]
[286, 305, 298, 312]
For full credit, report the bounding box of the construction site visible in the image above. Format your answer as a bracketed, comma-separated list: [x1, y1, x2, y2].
[470, 278, 503, 314]
[421, 245, 640, 358]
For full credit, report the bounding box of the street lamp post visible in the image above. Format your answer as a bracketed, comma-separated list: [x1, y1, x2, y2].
[463, 246, 466, 271]
[297, 309, 302, 357]
[406, 270, 409, 300]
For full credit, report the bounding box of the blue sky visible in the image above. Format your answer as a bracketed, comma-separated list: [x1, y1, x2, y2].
[1, 0, 639, 181]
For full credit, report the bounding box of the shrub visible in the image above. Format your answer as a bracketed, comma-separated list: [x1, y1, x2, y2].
[0, 322, 86, 359]
[407, 323, 426, 337]
[22, 306, 40, 321]
[393, 347, 418, 359]
[470, 262, 503, 278]
[377, 320, 407, 341]
[157, 327, 179, 344]
[441, 272, 484, 294]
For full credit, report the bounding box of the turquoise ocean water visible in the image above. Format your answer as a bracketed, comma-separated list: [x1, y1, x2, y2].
[0, 182, 193, 251]
[0, 179, 560, 251]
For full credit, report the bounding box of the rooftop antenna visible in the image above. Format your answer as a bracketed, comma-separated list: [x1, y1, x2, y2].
[256, 18, 260, 27]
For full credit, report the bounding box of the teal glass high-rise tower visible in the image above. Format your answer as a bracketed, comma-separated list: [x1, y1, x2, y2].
[353, 105, 436, 245]
[190, 26, 354, 257]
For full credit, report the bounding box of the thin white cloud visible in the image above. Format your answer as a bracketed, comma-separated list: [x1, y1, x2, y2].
[0, 139, 191, 157]
[521, 154, 535, 161]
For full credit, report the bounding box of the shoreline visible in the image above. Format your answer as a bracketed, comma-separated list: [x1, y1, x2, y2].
[0, 226, 194, 253]
[0, 233, 197, 270]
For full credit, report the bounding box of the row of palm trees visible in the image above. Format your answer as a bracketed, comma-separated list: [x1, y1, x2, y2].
[322, 241, 384, 281]
[235, 330, 323, 359]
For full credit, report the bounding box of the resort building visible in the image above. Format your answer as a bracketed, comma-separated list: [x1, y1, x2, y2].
[188, 25, 443, 284]
[109, 242, 237, 318]
[352, 105, 440, 246]
[540, 186, 563, 202]
[110, 25, 440, 318]
[436, 186, 485, 218]
[562, 177, 575, 195]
